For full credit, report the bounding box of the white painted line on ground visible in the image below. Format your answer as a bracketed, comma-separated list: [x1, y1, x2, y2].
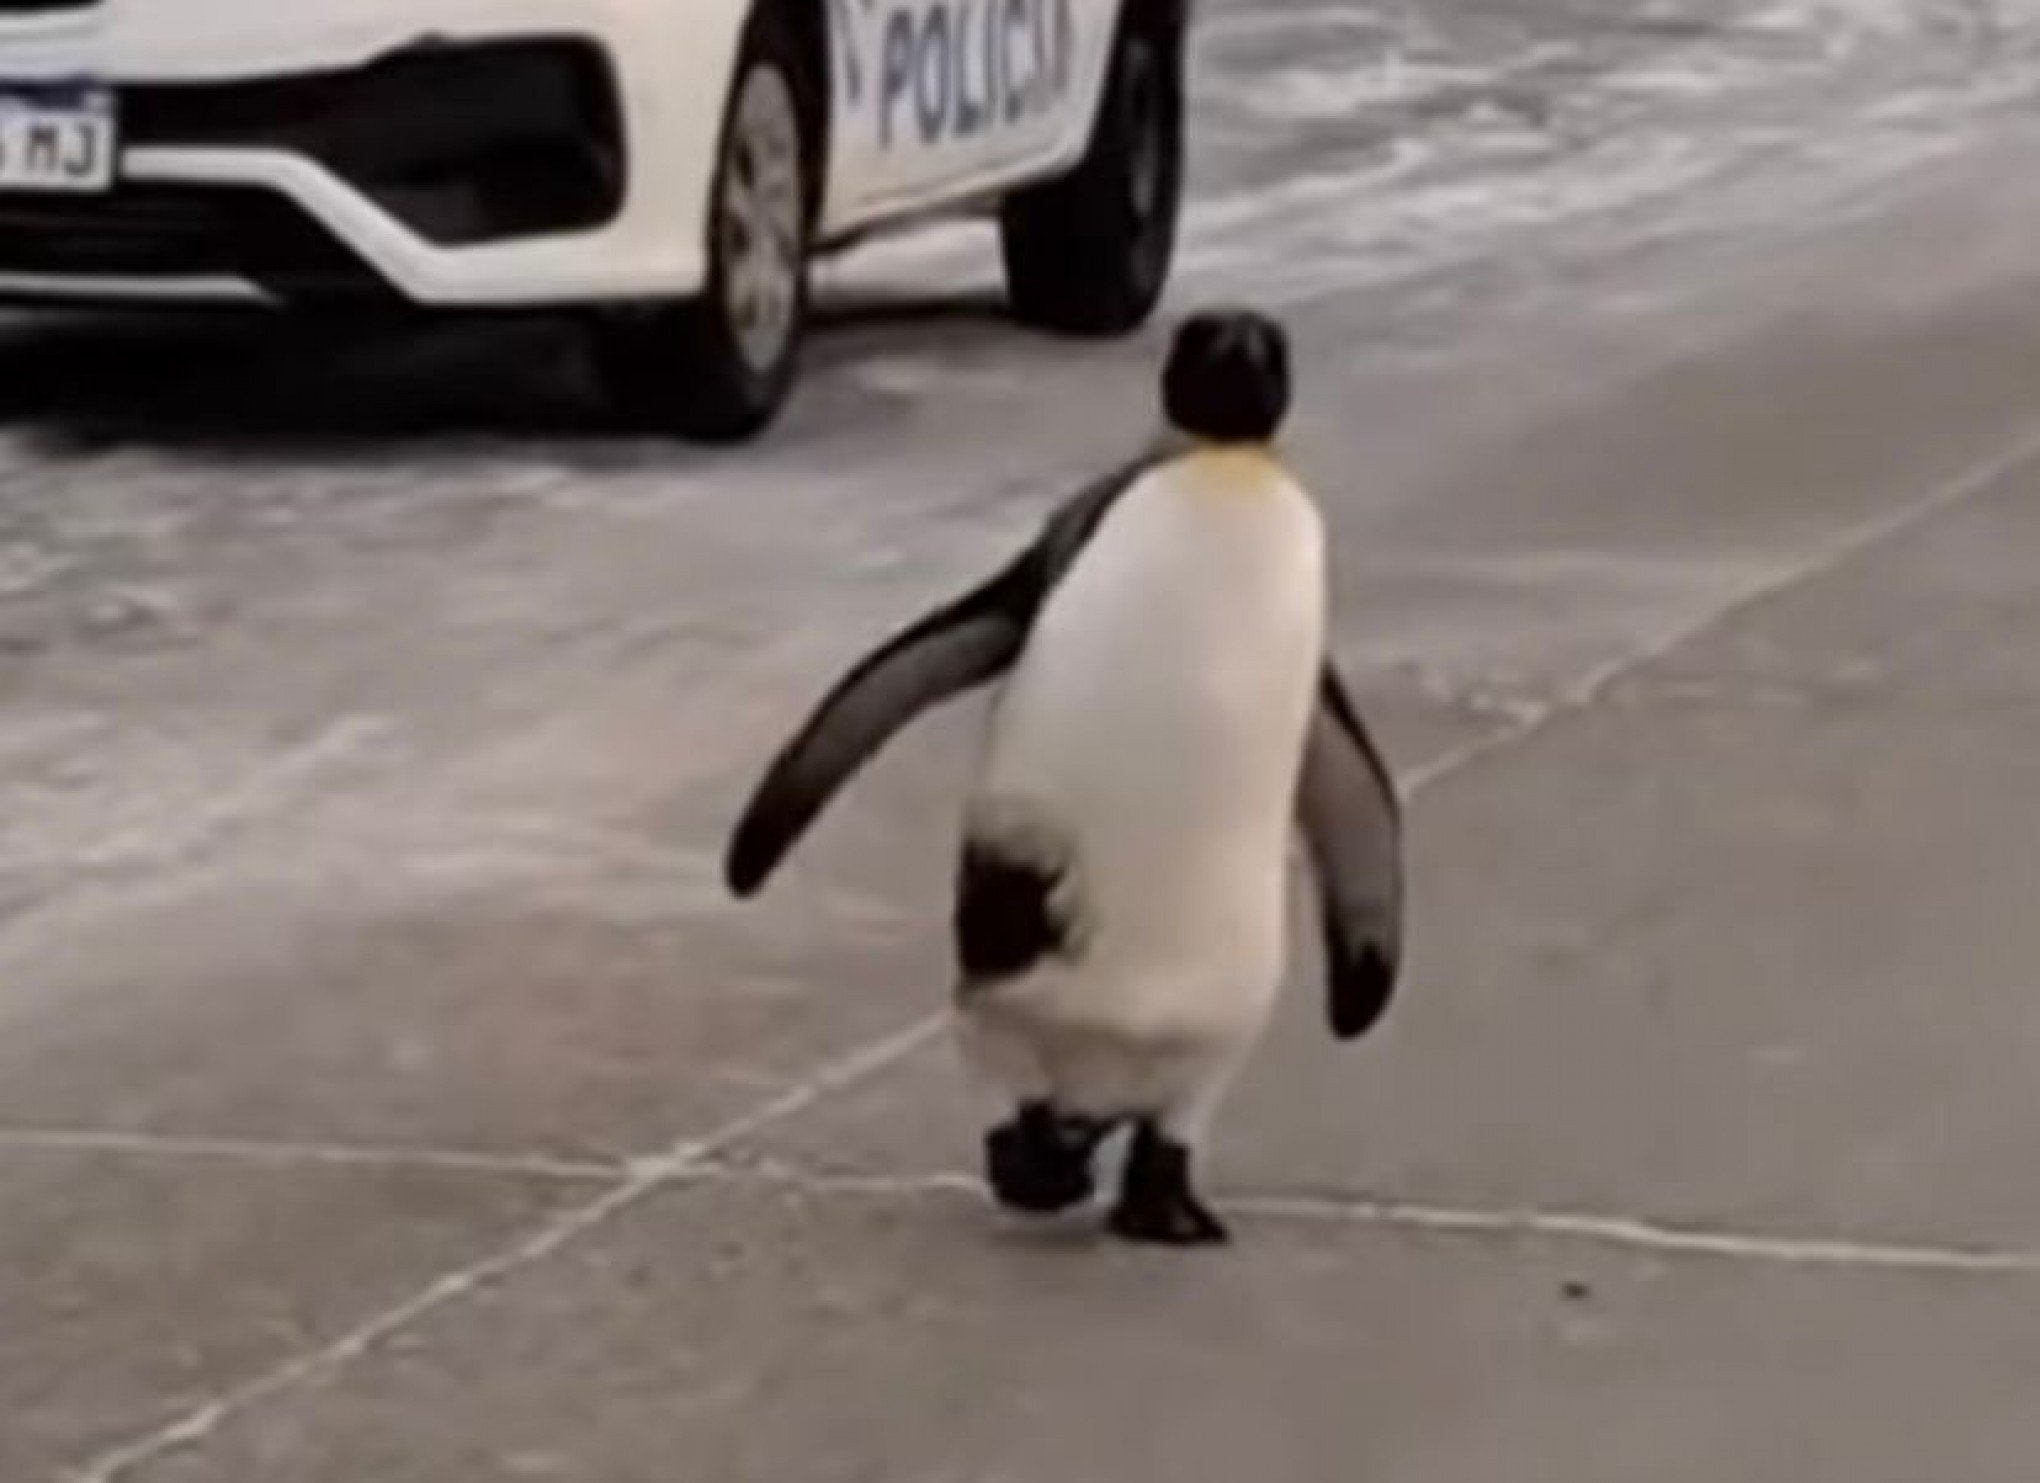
[68, 425, 2040, 1482]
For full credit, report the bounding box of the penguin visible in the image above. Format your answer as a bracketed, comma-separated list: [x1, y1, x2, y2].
[725, 308, 1403, 1246]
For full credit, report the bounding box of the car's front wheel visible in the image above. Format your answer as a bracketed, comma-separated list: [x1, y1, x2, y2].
[591, 9, 813, 441]
[1000, 6, 1184, 337]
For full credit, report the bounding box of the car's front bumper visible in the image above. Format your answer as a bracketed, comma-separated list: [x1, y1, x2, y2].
[0, 0, 744, 306]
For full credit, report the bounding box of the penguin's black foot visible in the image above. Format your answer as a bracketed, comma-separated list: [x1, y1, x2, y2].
[1108, 1123, 1230, 1247]
[984, 1103, 1107, 1215]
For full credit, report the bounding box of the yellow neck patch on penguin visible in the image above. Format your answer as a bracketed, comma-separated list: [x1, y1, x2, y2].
[1175, 444, 1289, 499]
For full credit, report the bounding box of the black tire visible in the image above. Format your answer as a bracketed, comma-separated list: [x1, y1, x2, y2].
[590, 6, 816, 442]
[1000, 6, 1184, 337]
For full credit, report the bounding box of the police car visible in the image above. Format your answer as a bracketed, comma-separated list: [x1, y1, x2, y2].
[0, 0, 1187, 438]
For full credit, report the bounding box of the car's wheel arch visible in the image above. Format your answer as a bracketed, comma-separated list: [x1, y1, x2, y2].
[721, 0, 832, 231]
[1122, 0, 1191, 58]
[1048, 0, 1189, 185]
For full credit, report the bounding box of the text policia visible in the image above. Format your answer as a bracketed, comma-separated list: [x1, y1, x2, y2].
[871, 0, 1076, 149]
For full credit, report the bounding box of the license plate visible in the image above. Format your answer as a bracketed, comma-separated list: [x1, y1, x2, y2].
[0, 83, 115, 193]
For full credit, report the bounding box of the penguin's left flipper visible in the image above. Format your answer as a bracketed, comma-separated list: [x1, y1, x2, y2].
[724, 455, 1162, 898]
[1296, 661, 1405, 1041]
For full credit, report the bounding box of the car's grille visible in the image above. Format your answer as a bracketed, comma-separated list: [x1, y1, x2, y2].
[122, 41, 625, 246]
[0, 184, 390, 298]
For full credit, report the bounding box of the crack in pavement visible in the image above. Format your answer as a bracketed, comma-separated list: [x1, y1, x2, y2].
[0, 1128, 624, 1185]
[60, 425, 2040, 1482]
[694, 1162, 2040, 1277]
[14, 1124, 2038, 1282]
[20, 1130, 2040, 1278]
[63, 1016, 943, 1483]
[0, 715, 399, 987]
[1395, 420, 2040, 797]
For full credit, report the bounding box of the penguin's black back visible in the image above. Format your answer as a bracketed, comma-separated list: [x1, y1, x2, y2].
[1163, 309, 1291, 443]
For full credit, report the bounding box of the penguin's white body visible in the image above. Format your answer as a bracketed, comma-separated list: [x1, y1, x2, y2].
[959, 448, 1326, 1139]
[726, 308, 1401, 1245]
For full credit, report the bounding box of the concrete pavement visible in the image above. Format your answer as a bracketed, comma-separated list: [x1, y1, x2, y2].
[10, 2, 2040, 1477]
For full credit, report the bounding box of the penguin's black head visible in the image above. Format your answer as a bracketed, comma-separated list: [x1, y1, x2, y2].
[1162, 308, 1291, 444]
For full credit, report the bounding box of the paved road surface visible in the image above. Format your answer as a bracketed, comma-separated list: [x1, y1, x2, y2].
[7, 1, 2040, 1478]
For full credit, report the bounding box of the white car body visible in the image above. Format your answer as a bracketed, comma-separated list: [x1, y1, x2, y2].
[0, 0, 1128, 306]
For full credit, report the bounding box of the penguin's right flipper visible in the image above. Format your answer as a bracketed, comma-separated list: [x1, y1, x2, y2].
[724, 455, 1160, 898]
[723, 566, 1031, 897]
[1296, 661, 1405, 1041]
